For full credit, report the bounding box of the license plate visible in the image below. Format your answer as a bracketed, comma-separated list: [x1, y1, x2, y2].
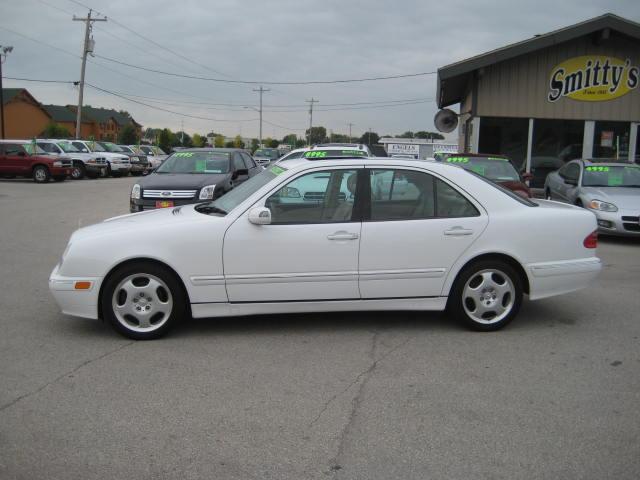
[155, 200, 174, 208]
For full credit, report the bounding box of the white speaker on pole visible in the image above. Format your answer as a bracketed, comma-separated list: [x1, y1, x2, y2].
[434, 109, 459, 133]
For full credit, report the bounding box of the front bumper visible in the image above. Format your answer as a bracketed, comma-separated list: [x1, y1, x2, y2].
[51, 167, 73, 176]
[49, 263, 101, 319]
[130, 163, 150, 173]
[591, 209, 640, 236]
[86, 163, 108, 174]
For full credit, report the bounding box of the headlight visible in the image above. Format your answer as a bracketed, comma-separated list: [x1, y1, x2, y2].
[53, 161, 63, 167]
[199, 184, 216, 200]
[588, 199, 617, 212]
[131, 184, 141, 199]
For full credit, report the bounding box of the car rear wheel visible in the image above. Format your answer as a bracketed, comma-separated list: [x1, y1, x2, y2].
[101, 262, 187, 340]
[448, 260, 522, 331]
[32, 165, 51, 183]
[71, 162, 86, 180]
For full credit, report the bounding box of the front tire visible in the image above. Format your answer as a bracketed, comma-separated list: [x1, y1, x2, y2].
[70, 162, 86, 180]
[33, 165, 51, 183]
[101, 262, 187, 340]
[447, 260, 523, 331]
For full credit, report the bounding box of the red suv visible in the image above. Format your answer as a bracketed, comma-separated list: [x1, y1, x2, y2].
[0, 140, 72, 183]
[440, 153, 532, 198]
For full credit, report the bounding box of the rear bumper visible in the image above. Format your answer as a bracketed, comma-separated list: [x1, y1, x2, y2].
[49, 264, 102, 319]
[526, 257, 602, 300]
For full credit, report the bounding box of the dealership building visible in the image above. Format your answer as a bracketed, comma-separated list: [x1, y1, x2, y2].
[436, 13, 639, 187]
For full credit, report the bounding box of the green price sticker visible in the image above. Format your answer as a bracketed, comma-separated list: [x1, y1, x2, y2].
[270, 165, 286, 175]
[608, 171, 624, 186]
[446, 157, 469, 163]
[304, 151, 327, 158]
[585, 166, 609, 172]
[470, 165, 486, 175]
[195, 159, 206, 172]
[174, 152, 194, 158]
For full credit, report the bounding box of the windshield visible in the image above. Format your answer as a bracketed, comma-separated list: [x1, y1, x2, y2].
[140, 146, 153, 155]
[99, 142, 125, 153]
[254, 149, 279, 159]
[23, 143, 46, 154]
[120, 146, 134, 153]
[582, 165, 640, 187]
[156, 151, 231, 174]
[57, 141, 80, 153]
[83, 141, 106, 152]
[202, 165, 283, 214]
[446, 156, 520, 182]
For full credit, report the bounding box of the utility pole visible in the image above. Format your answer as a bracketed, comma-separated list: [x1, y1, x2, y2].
[181, 120, 184, 145]
[306, 98, 318, 146]
[347, 122, 354, 143]
[73, 10, 106, 139]
[253, 86, 269, 148]
[0, 45, 14, 139]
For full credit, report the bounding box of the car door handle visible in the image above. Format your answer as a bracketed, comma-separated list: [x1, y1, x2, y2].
[444, 227, 474, 236]
[327, 231, 359, 241]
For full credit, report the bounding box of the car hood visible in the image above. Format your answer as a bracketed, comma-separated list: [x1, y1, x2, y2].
[70, 204, 217, 242]
[98, 152, 129, 160]
[580, 187, 640, 210]
[138, 172, 231, 190]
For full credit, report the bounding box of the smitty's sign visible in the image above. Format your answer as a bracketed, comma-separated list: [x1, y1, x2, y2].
[548, 56, 639, 102]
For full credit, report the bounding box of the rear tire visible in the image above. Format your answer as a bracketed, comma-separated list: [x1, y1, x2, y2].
[70, 162, 86, 180]
[101, 261, 187, 340]
[33, 165, 51, 183]
[447, 260, 523, 331]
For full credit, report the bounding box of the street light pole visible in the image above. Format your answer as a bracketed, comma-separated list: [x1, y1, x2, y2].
[306, 98, 318, 146]
[347, 122, 354, 143]
[0, 45, 14, 139]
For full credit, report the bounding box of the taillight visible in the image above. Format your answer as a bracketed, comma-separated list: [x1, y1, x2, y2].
[583, 230, 598, 248]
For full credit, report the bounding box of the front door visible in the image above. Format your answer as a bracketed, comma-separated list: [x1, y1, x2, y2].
[3, 143, 30, 175]
[359, 168, 488, 298]
[223, 167, 362, 302]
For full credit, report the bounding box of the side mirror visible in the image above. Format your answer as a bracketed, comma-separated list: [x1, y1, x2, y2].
[247, 207, 272, 225]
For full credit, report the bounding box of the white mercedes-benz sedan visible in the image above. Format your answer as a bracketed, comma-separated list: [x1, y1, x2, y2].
[49, 156, 602, 339]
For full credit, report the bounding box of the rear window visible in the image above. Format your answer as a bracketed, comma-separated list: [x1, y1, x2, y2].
[467, 170, 538, 207]
[446, 156, 520, 182]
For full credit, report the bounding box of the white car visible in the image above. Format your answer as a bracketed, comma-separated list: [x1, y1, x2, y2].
[71, 140, 131, 177]
[50, 157, 602, 340]
[36, 139, 108, 179]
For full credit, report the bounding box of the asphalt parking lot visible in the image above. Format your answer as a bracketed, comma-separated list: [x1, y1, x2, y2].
[1, 177, 639, 480]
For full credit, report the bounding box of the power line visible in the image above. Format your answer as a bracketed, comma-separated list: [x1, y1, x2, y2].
[3, 76, 76, 84]
[93, 54, 437, 85]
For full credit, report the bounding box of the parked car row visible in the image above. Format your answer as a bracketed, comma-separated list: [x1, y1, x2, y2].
[0, 138, 169, 183]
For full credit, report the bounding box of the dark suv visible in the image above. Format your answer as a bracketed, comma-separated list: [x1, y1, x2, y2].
[130, 148, 261, 212]
[0, 140, 72, 183]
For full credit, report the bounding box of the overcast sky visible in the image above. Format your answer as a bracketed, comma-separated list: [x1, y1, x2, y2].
[2, 0, 639, 141]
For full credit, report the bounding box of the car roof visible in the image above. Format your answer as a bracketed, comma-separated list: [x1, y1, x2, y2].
[580, 159, 637, 167]
[446, 152, 510, 159]
[172, 147, 244, 153]
[277, 156, 465, 173]
[0, 139, 32, 143]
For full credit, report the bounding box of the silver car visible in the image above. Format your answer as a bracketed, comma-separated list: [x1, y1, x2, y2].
[544, 159, 640, 236]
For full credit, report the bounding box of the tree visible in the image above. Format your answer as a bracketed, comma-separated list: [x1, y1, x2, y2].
[174, 131, 192, 148]
[233, 135, 245, 148]
[331, 133, 350, 143]
[415, 131, 445, 140]
[359, 131, 380, 145]
[282, 134, 297, 146]
[118, 124, 138, 145]
[158, 128, 173, 153]
[41, 122, 72, 139]
[192, 133, 206, 147]
[395, 131, 415, 139]
[214, 135, 225, 148]
[305, 126, 327, 145]
[264, 137, 279, 148]
[225, 140, 235, 148]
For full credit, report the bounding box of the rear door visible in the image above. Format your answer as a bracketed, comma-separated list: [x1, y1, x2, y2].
[359, 167, 488, 298]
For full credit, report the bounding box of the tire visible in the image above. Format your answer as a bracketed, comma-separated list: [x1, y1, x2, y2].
[70, 162, 86, 180]
[447, 260, 523, 331]
[32, 165, 51, 183]
[53, 176, 66, 182]
[575, 199, 583, 207]
[101, 261, 187, 340]
[105, 163, 112, 177]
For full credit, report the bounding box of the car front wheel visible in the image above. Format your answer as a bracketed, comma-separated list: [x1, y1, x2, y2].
[33, 165, 51, 183]
[448, 260, 523, 331]
[71, 162, 86, 180]
[101, 262, 187, 340]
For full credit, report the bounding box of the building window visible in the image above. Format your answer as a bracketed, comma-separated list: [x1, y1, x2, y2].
[478, 117, 528, 170]
[530, 119, 584, 188]
[593, 121, 630, 161]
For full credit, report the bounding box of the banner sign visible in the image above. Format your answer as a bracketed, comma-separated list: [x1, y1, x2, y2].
[388, 143, 420, 155]
[548, 56, 639, 102]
